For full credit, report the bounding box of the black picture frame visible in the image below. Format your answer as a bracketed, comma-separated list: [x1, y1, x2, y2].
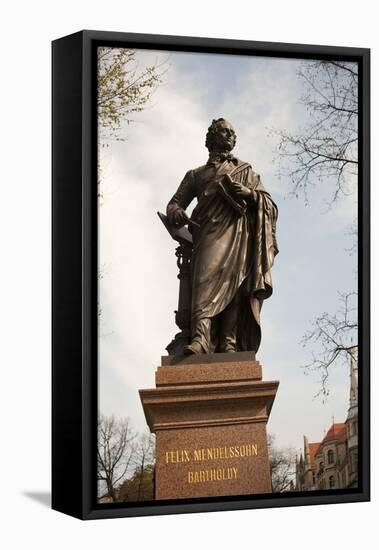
[52, 30, 370, 520]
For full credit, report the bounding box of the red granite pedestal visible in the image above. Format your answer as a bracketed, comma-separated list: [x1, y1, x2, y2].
[139, 352, 279, 500]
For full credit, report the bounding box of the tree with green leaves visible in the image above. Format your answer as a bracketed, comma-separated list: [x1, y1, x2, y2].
[96, 47, 165, 294]
[97, 47, 164, 204]
[118, 464, 155, 502]
[97, 47, 164, 141]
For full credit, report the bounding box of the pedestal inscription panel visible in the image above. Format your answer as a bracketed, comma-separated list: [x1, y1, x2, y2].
[139, 352, 279, 500]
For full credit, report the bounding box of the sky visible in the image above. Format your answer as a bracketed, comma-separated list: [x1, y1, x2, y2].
[98, 48, 358, 456]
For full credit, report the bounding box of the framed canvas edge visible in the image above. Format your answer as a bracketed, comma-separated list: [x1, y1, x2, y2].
[52, 30, 370, 520]
[52, 31, 85, 520]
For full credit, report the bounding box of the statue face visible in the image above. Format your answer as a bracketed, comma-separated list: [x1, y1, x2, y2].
[213, 120, 236, 152]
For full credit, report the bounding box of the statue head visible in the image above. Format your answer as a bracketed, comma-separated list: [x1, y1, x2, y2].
[205, 118, 236, 153]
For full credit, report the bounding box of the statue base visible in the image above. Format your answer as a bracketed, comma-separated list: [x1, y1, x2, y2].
[139, 352, 279, 500]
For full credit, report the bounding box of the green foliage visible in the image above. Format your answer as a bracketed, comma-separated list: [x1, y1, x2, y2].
[118, 463, 155, 502]
[97, 47, 163, 140]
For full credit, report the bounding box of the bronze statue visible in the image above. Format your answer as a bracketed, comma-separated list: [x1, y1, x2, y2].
[164, 118, 278, 355]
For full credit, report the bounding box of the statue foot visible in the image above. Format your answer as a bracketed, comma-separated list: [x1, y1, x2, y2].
[183, 341, 204, 355]
[219, 344, 237, 353]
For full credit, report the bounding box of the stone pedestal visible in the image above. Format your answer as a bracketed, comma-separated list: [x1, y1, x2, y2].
[139, 352, 279, 500]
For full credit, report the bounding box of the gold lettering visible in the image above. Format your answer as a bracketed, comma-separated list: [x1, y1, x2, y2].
[186, 467, 239, 484]
[169, 442, 258, 468]
[193, 449, 201, 461]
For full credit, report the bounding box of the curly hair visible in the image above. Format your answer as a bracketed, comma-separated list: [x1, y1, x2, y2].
[205, 118, 236, 152]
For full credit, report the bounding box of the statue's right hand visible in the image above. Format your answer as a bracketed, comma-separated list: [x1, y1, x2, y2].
[172, 208, 189, 228]
[224, 174, 233, 185]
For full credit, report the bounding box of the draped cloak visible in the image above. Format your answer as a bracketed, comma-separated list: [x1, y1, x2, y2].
[167, 157, 278, 353]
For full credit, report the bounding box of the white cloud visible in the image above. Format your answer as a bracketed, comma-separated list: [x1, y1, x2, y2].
[98, 51, 357, 449]
[99, 61, 210, 407]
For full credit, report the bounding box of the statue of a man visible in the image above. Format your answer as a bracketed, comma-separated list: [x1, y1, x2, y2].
[166, 118, 278, 355]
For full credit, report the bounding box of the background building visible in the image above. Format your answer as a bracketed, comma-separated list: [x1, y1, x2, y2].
[296, 350, 358, 491]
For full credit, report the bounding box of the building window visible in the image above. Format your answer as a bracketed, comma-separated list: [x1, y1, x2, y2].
[327, 449, 335, 464]
[318, 461, 324, 475]
[329, 475, 335, 489]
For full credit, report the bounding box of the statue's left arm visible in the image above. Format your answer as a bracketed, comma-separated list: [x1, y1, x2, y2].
[228, 164, 279, 352]
[248, 169, 279, 301]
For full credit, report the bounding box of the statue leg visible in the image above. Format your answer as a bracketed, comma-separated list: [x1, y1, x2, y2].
[219, 290, 240, 352]
[183, 317, 212, 354]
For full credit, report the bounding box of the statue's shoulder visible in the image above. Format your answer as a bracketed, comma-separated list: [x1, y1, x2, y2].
[232, 158, 257, 178]
[233, 157, 253, 171]
[192, 163, 209, 175]
[190, 163, 212, 183]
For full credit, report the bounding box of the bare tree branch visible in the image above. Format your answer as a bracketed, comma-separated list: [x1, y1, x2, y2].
[117, 432, 155, 502]
[272, 60, 358, 205]
[97, 415, 136, 502]
[267, 434, 296, 492]
[301, 292, 358, 399]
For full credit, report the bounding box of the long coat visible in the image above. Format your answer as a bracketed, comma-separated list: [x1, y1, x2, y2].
[167, 156, 278, 353]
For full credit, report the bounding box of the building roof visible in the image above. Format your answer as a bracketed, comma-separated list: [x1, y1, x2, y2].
[308, 442, 320, 466]
[323, 423, 347, 444]
[311, 423, 347, 460]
